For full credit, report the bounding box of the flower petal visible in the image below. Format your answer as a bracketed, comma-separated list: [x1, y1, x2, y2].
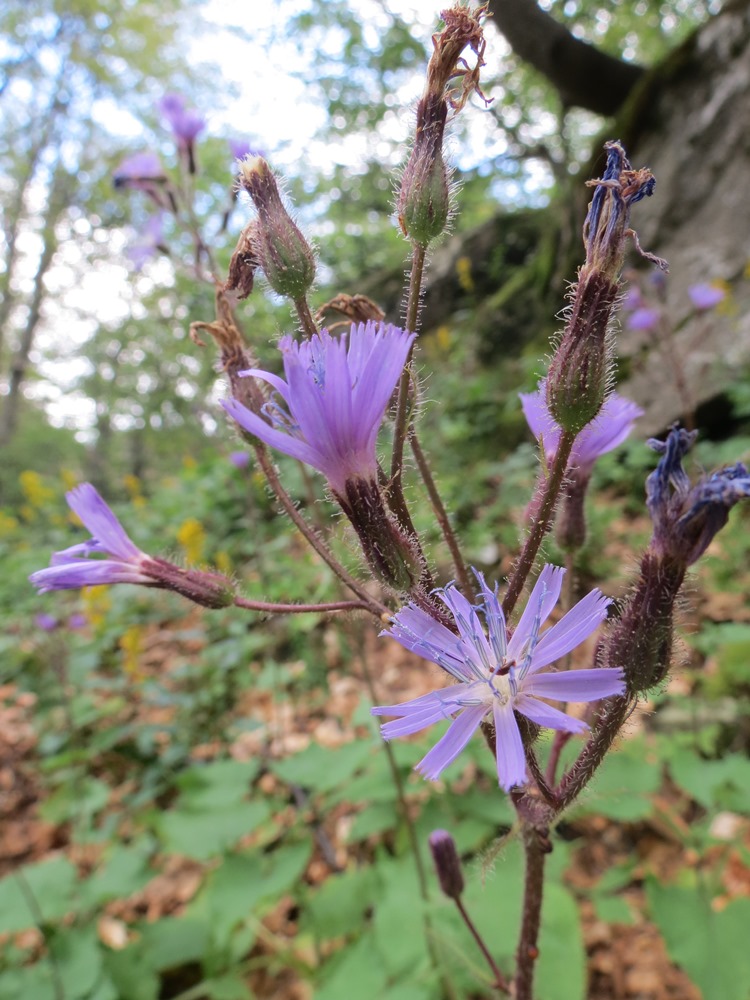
[493, 701, 527, 790]
[530, 589, 611, 671]
[414, 704, 486, 780]
[66, 484, 143, 562]
[524, 667, 625, 702]
[513, 694, 589, 734]
[507, 564, 565, 661]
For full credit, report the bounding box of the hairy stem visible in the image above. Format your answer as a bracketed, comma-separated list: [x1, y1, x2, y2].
[294, 297, 318, 338]
[454, 896, 510, 993]
[502, 431, 576, 619]
[234, 596, 375, 615]
[253, 443, 388, 617]
[410, 431, 473, 596]
[389, 242, 427, 510]
[514, 827, 549, 1000]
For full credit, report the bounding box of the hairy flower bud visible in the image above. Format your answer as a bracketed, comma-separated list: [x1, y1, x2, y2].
[547, 142, 663, 434]
[607, 427, 750, 693]
[238, 156, 315, 301]
[396, 4, 489, 247]
[336, 476, 425, 593]
[397, 95, 451, 246]
[429, 829, 465, 899]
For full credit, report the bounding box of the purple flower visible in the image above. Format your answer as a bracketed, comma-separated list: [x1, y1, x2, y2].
[229, 450, 251, 469]
[113, 152, 165, 191]
[372, 566, 624, 790]
[68, 613, 88, 630]
[29, 484, 235, 608]
[688, 283, 725, 311]
[622, 287, 643, 311]
[627, 306, 661, 332]
[229, 138, 258, 161]
[520, 383, 643, 474]
[647, 427, 750, 566]
[128, 214, 166, 270]
[30, 484, 153, 593]
[222, 322, 415, 495]
[158, 93, 206, 146]
[35, 613, 59, 632]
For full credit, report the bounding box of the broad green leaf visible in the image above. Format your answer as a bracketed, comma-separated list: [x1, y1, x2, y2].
[138, 917, 209, 971]
[301, 865, 379, 939]
[316, 936, 390, 1000]
[647, 881, 750, 1000]
[573, 739, 660, 821]
[103, 945, 160, 1000]
[174, 760, 262, 810]
[79, 842, 153, 908]
[668, 751, 750, 813]
[49, 926, 104, 999]
[156, 800, 271, 860]
[271, 741, 375, 794]
[0, 857, 77, 933]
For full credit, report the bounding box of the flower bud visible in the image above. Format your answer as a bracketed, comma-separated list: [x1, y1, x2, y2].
[237, 156, 315, 302]
[396, 4, 489, 247]
[546, 142, 663, 435]
[428, 829, 464, 899]
[336, 476, 425, 594]
[397, 95, 451, 246]
[142, 559, 236, 610]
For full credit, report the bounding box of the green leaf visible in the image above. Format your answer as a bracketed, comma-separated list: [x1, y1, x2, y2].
[79, 842, 153, 908]
[139, 917, 210, 971]
[0, 857, 77, 933]
[594, 894, 635, 924]
[49, 926, 104, 999]
[647, 881, 750, 1000]
[316, 937, 389, 999]
[155, 800, 271, 860]
[103, 945, 160, 1000]
[347, 802, 399, 841]
[668, 751, 750, 813]
[39, 777, 111, 826]
[301, 865, 378, 939]
[203, 972, 253, 1000]
[271, 741, 375, 794]
[174, 760, 262, 810]
[574, 739, 661, 821]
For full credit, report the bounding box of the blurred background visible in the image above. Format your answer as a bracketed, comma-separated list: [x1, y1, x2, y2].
[2, 1, 750, 998]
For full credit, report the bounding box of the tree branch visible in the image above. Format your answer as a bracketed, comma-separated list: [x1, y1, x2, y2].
[487, 0, 644, 116]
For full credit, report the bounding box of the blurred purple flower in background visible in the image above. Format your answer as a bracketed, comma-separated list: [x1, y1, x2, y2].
[128, 214, 166, 270]
[229, 451, 251, 469]
[626, 306, 661, 332]
[68, 613, 88, 630]
[688, 283, 725, 311]
[113, 152, 165, 191]
[372, 565, 624, 790]
[229, 138, 261, 161]
[223, 322, 415, 495]
[30, 485, 152, 593]
[35, 613, 59, 632]
[158, 93, 206, 146]
[520, 383, 643, 475]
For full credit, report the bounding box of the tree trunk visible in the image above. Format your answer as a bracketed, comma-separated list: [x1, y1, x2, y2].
[0, 163, 72, 445]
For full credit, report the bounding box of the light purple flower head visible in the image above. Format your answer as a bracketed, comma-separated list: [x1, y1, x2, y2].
[372, 566, 624, 791]
[222, 322, 415, 496]
[520, 382, 643, 475]
[30, 484, 153, 593]
[627, 306, 661, 332]
[688, 283, 725, 311]
[158, 93, 206, 146]
[113, 152, 165, 191]
[68, 613, 88, 630]
[29, 485, 235, 608]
